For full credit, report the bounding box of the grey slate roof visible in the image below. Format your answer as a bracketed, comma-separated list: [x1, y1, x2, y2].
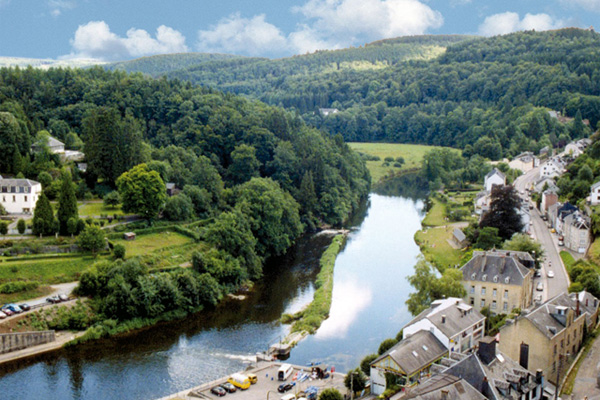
[373, 330, 447, 376]
[519, 292, 598, 339]
[485, 168, 506, 181]
[0, 178, 41, 188]
[592, 181, 600, 191]
[404, 374, 486, 400]
[461, 251, 532, 286]
[406, 298, 486, 340]
[564, 211, 590, 230]
[453, 228, 466, 242]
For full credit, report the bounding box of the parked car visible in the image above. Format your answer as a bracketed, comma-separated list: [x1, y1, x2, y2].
[536, 282, 544, 291]
[58, 294, 69, 301]
[247, 373, 257, 384]
[547, 271, 555, 278]
[19, 303, 31, 311]
[0, 311, 7, 319]
[4, 304, 22, 313]
[534, 294, 542, 303]
[1, 308, 14, 316]
[534, 270, 541, 278]
[46, 296, 61, 304]
[220, 382, 237, 393]
[278, 383, 295, 393]
[211, 386, 227, 397]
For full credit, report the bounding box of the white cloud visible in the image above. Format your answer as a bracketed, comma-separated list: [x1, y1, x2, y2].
[48, 0, 75, 17]
[562, 0, 600, 12]
[295, 0, 443, 42]
[65, 21, 188, 61]
[197, 13, 288, 56]
[195, 0, 443, 57]
[478, 12, 564, 36]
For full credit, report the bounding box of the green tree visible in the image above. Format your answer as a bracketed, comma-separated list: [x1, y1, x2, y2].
[0, 222, 7, 235]
[474, 227, 503, 250]
[117, 163, 167, 221]
[183, 185, 212, 218]
[67, 217, 79, 237]
[344, 369, 367, 393]
[57, 171, 79, 235]
[360, 354, 378, 376]
[103, 191, 121, 207]
[77, 225, 105, 254]
[32, 192, 55, 236]
[503, 233, 545, 266]
[378, 338, 398, 355]
[163, 194, 194, 221]
[16, 219, 26, 234]
[227, 144, 260, 185]
[319, 388, 343, 400]
[479, 185, 524, 241]
[37, 171, 53, 189]
[113, 244, 126, 259]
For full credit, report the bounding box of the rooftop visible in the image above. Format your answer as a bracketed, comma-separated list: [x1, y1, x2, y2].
[0, 178, 41, 187]
[485, 168, 506, 181]
[462, 251, 532, 286]
[404, 373, 486, 400]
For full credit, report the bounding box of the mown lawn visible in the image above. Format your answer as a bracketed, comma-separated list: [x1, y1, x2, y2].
[348, 143, 457, 183]
[560, 251, 576, 272]
[414, 227, 463, 270]
[0, 256, 98, 284]
[112, 231, 194, 257]
[422, 197, 447, 227]
[78, 201, 127, 217]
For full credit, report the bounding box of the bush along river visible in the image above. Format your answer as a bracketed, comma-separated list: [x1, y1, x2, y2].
[0, 176, 427, 400]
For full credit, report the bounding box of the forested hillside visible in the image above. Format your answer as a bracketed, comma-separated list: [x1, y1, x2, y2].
[118, 29, 600, 161]
[106, 53, 242, 77]
[0, 66, 370, 238]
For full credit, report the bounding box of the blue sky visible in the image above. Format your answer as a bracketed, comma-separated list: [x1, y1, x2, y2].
[0, 0, 599, 61]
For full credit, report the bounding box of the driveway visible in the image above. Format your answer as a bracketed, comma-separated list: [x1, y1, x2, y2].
[26, 281, 79, 307]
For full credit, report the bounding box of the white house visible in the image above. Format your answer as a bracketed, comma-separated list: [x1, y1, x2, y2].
[484, 168, 506, 192]
[563, 211, 591, 253]
[565, 142, 584, 158]
[31, 135, 65, 155]
[403, 298, 486, 354]
[540, 158, 565, 179]
[0, 178, 42, 214]
[591, 181, 600, 206]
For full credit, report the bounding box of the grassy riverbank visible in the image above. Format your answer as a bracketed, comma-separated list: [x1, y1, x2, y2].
[282, 234, 346, 334]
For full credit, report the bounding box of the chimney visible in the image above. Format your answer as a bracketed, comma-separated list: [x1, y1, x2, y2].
[442, 315, 446, 324]
[535, 369, 543, 384]
[519, 342, 529, 369]
[441, 390, 449, 400]
[477, 336, 497, 365]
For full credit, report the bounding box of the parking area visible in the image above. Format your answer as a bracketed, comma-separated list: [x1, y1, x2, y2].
[159, 362, 348, 400]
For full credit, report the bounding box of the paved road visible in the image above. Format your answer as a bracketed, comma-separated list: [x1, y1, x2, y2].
[25, 281, 78, 307]
[513, 165, 569, 302]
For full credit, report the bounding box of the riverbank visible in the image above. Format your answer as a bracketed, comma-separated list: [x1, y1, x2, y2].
[280, 234, 346, 340]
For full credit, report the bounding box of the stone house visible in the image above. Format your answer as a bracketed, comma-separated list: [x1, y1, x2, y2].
[452, 228, 468, 249]
[498, 292, 599, 384]
[540, 188, 559, 214]
[403, 373, 486, 400]
[563, 211, 591, 253]
[461, 250, 533, 314]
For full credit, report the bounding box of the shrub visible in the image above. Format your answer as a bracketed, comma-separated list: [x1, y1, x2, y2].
[17, 219, 26, 234]
[113, 244, 126, 259]
[0, 280, 39, 294]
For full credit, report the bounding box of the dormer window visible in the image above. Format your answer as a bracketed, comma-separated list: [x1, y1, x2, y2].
[505, 277, 510, 284]
[493, 275, 499, 283]
[482, 274, 487, 281]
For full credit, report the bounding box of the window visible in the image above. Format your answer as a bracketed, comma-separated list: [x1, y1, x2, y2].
[553, 344, 557, 355]
[504, 290, 508, 299]
[12, 195, 15, 202]
[493, 289, 497, 298]
[481, 287, 486, 295]
[470, 286, 475, 294]
[470, 297, 474, 305]
[552, 361, 556, 372]
[503, 302, 508, 311]
[24, 196, 27, 202]
[561, 339, 564, 348]
[480, 299, 485, 308]
[492, 301, 497, 310]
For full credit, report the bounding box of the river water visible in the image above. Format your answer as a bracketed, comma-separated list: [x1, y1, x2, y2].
[0, 189, 425, 400]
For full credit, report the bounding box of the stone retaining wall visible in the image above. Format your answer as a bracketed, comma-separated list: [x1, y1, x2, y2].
[0, 331, 55, 354]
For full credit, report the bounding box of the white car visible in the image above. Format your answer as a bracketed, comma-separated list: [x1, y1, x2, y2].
[547, 271, 555, 278]
[0, 311, 6, 319]
[537, 282, 544, 291]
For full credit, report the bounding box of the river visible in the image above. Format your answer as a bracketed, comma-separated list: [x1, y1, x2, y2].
[0, 187, 425, 400]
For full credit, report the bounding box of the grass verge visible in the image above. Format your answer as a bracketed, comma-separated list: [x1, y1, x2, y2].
[414, 227, 463, 271]
[283, 234, 345, 334]
[560, 251, 576, 273]
[111, 231, 194, 257]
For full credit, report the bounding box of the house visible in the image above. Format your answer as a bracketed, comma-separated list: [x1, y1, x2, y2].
[539, 146, 550, 157]
[509, 152, 538, 173]
[540, 188, 559, 213]
[474, 191, 491, 215]
[123, 232, 136, 241]
[62, 150, 85, 162]
[166, 183, 180, 197]
[540, 158, 565, 179]
[403, 298, 486, 354]
[404, 373, 486, 400]
[533, 176, 557, 194]
[318, 108, 339, 116]
[498, 292, 599, 384]
[590, 181, 600, 206]
[443, 336, 545, 400]
[31, 135, 65, 154]
[452, 228, 468, 248]
[461, 250, 534, 314]
[484, 169, 506, 192]
[547, 202, 577, 233]
[370, 330, 449, 393]
[0, 178, 42, 214]
[565, 142, 584, 158]
[563, 211, 591, 253]
[76, 163, 88, 173]
[517, 207, 531, 234]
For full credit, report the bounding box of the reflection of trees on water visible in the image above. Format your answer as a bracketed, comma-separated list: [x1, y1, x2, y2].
[373, 174, 429, 201]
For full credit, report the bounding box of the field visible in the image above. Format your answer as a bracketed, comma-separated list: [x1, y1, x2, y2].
[78, 201, 127, 217]
[414, 227, 463, 270]
[422, 198, 446, 227]
[348, 143, 458, 183]
[0, 256, 97, 284]
[111, 231, 194, 257]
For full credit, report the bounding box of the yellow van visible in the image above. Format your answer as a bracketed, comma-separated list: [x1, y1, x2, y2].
[228, 373, 251, 390]
[247, 373, 258, 384]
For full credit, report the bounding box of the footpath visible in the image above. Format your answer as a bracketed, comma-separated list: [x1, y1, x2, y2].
[0, 331, 85, 364]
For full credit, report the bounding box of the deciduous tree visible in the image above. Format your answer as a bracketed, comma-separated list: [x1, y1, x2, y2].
[117, 164, 166, 221]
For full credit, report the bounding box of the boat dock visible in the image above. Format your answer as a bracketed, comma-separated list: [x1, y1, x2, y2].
[157, 361, 347, 400]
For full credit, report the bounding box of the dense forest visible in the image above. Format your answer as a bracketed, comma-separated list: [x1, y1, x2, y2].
[113, 29, 600, 160]
[0, 66, 370, 269]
